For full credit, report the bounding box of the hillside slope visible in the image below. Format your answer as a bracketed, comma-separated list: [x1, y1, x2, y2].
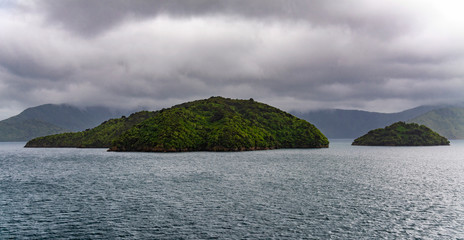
[0, 119, 67, 142]
[0, 104, 129, 141]
[409, 107, 464, 139]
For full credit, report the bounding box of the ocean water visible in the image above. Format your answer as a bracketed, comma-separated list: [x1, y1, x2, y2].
[1, 140, 463, 239]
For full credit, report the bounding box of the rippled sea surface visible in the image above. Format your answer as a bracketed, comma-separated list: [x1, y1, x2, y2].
[1, 140, 464, 239]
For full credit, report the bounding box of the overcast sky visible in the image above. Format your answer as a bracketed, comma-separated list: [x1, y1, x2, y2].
[1, 0, 464, 119]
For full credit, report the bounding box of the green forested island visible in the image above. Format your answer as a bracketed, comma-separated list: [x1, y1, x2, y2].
[352, 122, 450, 146]
[26, 97, 329, 151]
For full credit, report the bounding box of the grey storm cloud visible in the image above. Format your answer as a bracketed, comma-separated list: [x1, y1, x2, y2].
[0, 0, 463, 119]
[35, 0, 412, 38]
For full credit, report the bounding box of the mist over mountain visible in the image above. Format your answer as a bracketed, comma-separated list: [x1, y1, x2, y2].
[1, 1, 464, 118]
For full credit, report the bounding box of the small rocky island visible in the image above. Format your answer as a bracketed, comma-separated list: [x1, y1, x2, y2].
[26, 97, 329, 151]
[352, 121, 450, 146]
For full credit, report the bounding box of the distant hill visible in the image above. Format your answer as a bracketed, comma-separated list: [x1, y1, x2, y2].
[0, 119, 68, 142]
[292, 105, 440, 139]
[409, 107, 464, 139]
[352, 122, 449, 146]
[0, 104, 129, 142]
[26, 97, 329, 151]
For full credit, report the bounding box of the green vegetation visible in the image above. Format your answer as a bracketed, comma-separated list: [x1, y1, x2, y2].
[409, 107, 464, 139]
[26, 97, 329, 151]
[352, 122, 450, 146]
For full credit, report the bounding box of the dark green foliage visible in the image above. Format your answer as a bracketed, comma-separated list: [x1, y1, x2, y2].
[25, 111, 157, 148]
[352, 122, 450, 146]
[27, 97, 329, 151]
[111, 97, 328, 152]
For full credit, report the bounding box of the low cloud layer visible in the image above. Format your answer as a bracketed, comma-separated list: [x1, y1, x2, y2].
[1, 0, 463, 119]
